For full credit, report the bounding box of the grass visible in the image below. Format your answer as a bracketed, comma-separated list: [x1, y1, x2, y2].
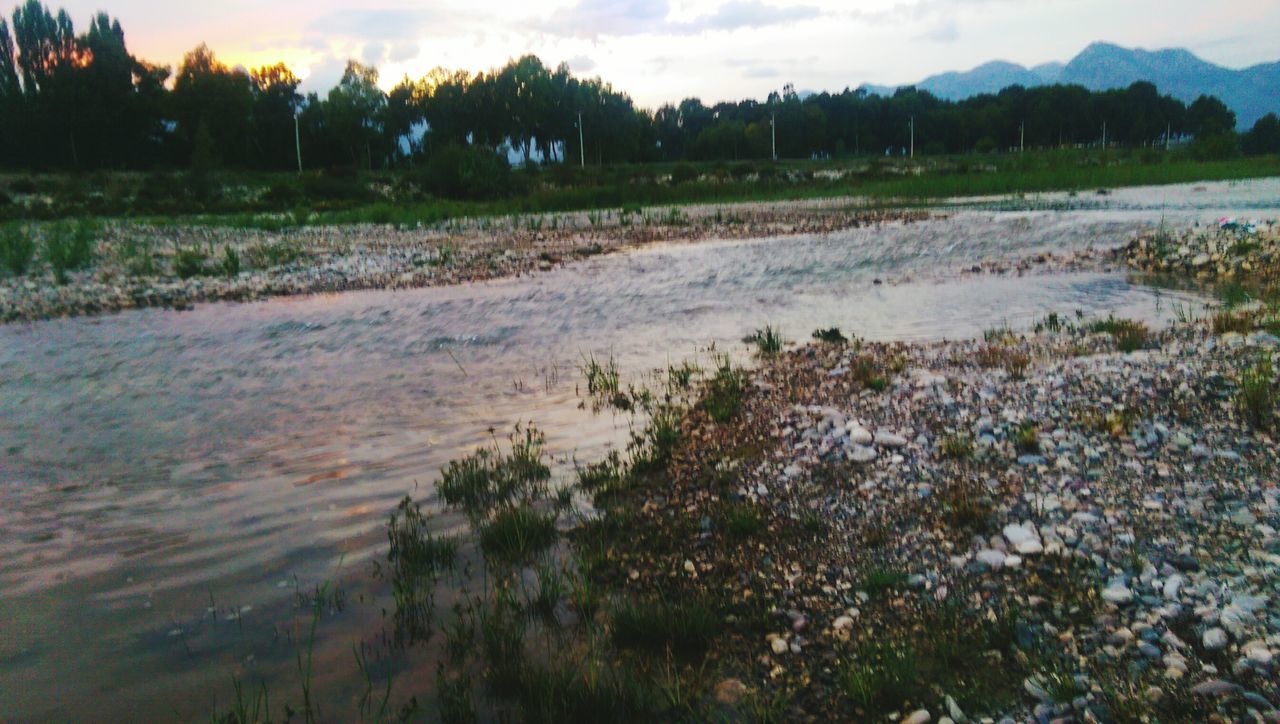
[1086, 315, 1150, 352]
[11, 153, 1277, 229]
[581, 353, 629, 411]
[812, 326, 849, 344]
[860, 567, 908, 597]
[1, 223, 35, 275]
[43, 219, 95, 283]
[1237, 352, 1276, 430]
[942, 478, 993, 532]
[173, 247, 208, 279]
[702, 357, 745, 423]
[479, 505, 558, 564]
[437, 426, 551, 523]
[610, 593, 720, 655]
[749, 325, 784, 356]
[842, 640, 920, 713]
[385, 495, 459, 646]
[1014, 422, 1040, 454]
[1212, 309, 1255, 335]
[938, 433, 973, 460]
[975, 345, 1030, 378]
[719, 502, 765, 538]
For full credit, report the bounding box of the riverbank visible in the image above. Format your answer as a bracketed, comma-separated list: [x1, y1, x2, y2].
[0, 202, 927, 323]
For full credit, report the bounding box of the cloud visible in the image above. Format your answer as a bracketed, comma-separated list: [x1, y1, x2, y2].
[567, 54, 598, 72]
[918, 17, 959, 42]
[685, 0, 821, 33]
[542, 0, 821, 38]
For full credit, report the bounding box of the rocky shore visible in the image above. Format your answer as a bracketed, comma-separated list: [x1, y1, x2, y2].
[0, 201, 926, 324]
[1120, 219, 1280, 281]
[599, 312, 1279, 722]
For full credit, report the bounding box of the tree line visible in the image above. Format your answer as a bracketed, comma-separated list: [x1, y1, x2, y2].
[1, 0, 1277, 174]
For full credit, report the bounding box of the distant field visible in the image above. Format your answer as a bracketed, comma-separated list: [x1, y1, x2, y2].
[2, 149, 1277, 231]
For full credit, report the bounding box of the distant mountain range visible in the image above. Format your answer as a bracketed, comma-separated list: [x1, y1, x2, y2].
[856, 42, 1280, 129]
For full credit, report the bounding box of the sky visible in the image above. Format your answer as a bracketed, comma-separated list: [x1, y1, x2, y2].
[37, 0, 1280, 108]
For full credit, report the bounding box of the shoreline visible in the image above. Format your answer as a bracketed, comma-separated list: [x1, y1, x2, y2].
[0, 201, 928, 324]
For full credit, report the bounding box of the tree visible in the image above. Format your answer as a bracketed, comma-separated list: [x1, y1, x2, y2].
[325, 60, 387, 168]
[250, 62, 302, 169]
[1243, 114, 1280, 156]
[170, 43, 254, 166]
[1187, 95, 1236, 138]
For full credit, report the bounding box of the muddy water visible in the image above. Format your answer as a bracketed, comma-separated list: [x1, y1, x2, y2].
[1, 179, 1277, 719]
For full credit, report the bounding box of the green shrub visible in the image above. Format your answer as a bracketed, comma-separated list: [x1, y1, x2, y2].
[173, 248, 209, 279]
[750, 325, 784, 355]
[420, 145, 514, 201]
[44, 220, 96, 283]
[478, 505, 557, 563]
[812, 327, 849, 344]
[610, 594, 719, 654]
[703, 357, 745, 423]
[221, 246, 241, 277]
[1238, 353, 1276, 430]
[1, 224, 35, 276]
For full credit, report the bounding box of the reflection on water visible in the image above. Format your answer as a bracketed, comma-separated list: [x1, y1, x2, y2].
[1, 179, 1277, 719]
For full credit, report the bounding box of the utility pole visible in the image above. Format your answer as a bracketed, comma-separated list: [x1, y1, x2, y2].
[909, 116, 914, 158]
[577, 111, 585, 168]
[1019, 121, 1025, 153]
[771, 113, 777, 161]
[1166, 122, 1171, 151]
[1101, 121, 1107, 150]
[294, 111, 302, 174]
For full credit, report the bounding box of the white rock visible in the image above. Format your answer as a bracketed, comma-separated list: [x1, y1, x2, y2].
[904, 710, 931, 724]
[1203, 627, 1229, 651]
[1102, 581, 1134, 605]
[976, 549, 1007, 568]
[1015, 539, 1044, 556]
[848, 445, 877, 463]
[874, 431, 908, 448]
[847, 426, 873, 445]
[770, 637, 789, 655]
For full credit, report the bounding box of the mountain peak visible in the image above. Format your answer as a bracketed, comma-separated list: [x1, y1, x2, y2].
[869, 42, 1276, 128]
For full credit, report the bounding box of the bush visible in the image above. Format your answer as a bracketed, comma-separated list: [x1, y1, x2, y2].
[1238, 353, 1276, 430]
[44, 220, 96, 283]
[1, 224, 36, 276]
[420, 144, 514, 201]
[669, 164, 698, 184]
[173, 248, 209, 279]
[301, 173, 370, 202]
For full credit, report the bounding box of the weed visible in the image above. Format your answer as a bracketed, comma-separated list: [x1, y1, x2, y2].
[703, 357, 745, 423]
[1014, 422, 1040, 454]
[1212, 309, 1255, 335]
[0, 224, 35, 276]
[1087, 315, 1149, 352]
[860, 567, 908, 597]
[245, 239, 301, 268]
[842, 640, 919, 713]
[438, 426, 551, 524]
[173, 247, 208, 279]
[221, 246, 241, 277]
[942, 478, 992, 532]
[975, 345, 1030, 378]
[1217, 281, 1251, 309]
[1237, 352, 1276, 430]
[719, 502, 764, 538]
[939, 433, 973, 460]
[118, 236, 156, 276]
[983, 323, 1015, 344]
[749, 325, 784, 355]
[479, 505, 558, 564]
[610, 593, 719, 655]
[581, 353, 628, 410]
[812, 326, 849, 344]
[44, 220, 96, 283]
[385, 496, 458, 646]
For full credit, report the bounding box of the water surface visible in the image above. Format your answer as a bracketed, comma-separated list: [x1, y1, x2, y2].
[2, 178, 1277, 719]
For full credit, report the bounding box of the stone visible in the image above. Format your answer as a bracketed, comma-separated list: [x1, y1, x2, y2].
[976, 549, 1007, 568]
[848, 445, 877, 463]
[1203, 627, 1229, 651]
[904, 710, 931, 724]
[1102, 581, 1134, 605]
[874, 431, 908, 448]
[714, 678, 748, 705]
[770, 637, 789, 655]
